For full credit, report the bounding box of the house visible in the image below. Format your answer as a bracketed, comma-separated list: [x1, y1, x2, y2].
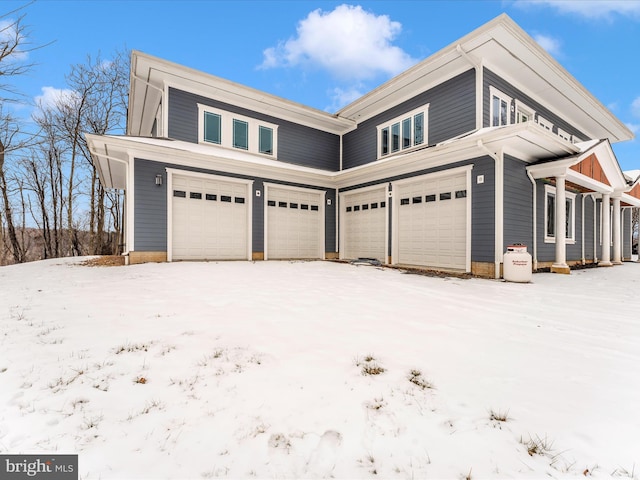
[86, 14, 640, 279]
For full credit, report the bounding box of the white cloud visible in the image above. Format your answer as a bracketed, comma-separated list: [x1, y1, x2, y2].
[515, 0, 640, 20]
[631, 96, 640, 118]
[326, 86, 365, 112]
[626, 122, 640, 135]
[533, 33, 561, 56]
[0, 19, 28, 62]
[34, 86, 79, 110]
[258, 4, 417, 81]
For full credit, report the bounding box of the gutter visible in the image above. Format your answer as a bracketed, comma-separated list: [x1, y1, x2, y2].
[526, 170, 538, 270]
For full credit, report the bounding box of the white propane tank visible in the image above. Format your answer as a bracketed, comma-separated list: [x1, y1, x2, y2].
[503, 244, 532, 283]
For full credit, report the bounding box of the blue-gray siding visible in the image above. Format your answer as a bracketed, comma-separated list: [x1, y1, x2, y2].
[483, 69, 587, 141]
[342, 69, 476, 169]
[503, 155, 533, 251]
[167, 88, 340, 171]
[133, 158, 336, 253]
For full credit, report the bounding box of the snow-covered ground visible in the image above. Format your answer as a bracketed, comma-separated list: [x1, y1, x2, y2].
[1, 258, 639, 479]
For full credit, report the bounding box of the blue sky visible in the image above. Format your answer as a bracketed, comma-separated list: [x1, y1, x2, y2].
[3, 0, 640, 171]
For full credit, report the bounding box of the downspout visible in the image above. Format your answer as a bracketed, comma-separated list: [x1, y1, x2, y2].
[581, 194, 586, 264]
[526, 170, 538, 270]
[477, 140, 503, 279]
[456, 44, 483, 130]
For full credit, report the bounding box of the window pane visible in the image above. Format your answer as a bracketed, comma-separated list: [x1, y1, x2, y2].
[414, 113, 424, 145]
[402, 118, 411, 149]
[547, 194, 555, 237]
[500, 99, 508, 125]
[204, 112, 221, 144]
[492, 96, 500, 126]
[233, 119, 248, 150]
[391, 123, 400, 152]
[259, 125, 273, 155]
[381, 127, 389, 156]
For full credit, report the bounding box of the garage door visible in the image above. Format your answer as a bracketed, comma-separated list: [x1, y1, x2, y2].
[171, 174, 249, 260]
[396, 172, 467, 269]
[342, 187, 387, 261]
[266, 186, 323, 259]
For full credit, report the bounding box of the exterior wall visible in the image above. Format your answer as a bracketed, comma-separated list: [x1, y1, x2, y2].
[342, 69, 476, 169]
[503, 155, 533, 251]
[535, 180, 583, 263]
[133, 158, 337, 254]
[483, 69, 587, 141]
[167, 88, 340, 171]
[337, 155, 496, 264]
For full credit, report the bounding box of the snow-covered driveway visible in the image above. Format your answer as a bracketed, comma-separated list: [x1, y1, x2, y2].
[1, 258, 639, 479]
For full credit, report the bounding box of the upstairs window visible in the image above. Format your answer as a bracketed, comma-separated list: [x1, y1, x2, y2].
[198, 104, 278, 157]
[377, 105, 429, 158]
[490, 87, 512, 127]
[515, 100, 535, 124]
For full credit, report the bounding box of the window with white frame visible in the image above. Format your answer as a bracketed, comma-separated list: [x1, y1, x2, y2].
[515, 100, 535, 124]
[489, 87, 512, 127]
[377, 105, 428, 158]
[198, 104, 278, 157]
[544, 184, 576, 243]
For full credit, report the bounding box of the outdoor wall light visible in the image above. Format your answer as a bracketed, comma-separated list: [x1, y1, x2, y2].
[155, 174, 163, 186]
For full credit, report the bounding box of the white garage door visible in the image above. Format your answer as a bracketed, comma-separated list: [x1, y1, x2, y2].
[342, 187, 387, 262]
[396, 172, 467, 269]
[172, 174, 249, 260]
[266, 186, 323, 259]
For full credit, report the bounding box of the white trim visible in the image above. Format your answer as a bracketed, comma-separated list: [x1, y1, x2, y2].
[127, 157, 135, 253]
[197, 103, 279, 158]
[165, 168, 254, 262]
[544, 184, 576, 244]
[338, 183, 389, 262]
[557, 127, 573, 143]
[263, 182, 325, 261]
[390, 165, 473, 270]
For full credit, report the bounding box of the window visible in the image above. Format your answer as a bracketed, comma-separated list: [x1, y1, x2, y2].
[233, 119, 248, 150]
[377, 105, 429, 158]
[489, 87, 512, 127]
[391, 123, 400, 153]
[515, 101, 535, 124]
[544, 185, 576, 243]
[259, 126, 273, 155]
[204, 112, 221, 144]
[198, 104, 278, 156]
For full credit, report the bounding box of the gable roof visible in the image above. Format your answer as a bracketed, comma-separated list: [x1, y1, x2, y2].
[338, 14, 632, 144]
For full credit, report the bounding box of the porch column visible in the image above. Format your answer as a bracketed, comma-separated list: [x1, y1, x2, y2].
[599, 193, 612, 266]
[612, 196, 622, 264]
[551, 175, 570, 274]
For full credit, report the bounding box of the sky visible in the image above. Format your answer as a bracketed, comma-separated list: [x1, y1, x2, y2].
[2, 0, 640, 171]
